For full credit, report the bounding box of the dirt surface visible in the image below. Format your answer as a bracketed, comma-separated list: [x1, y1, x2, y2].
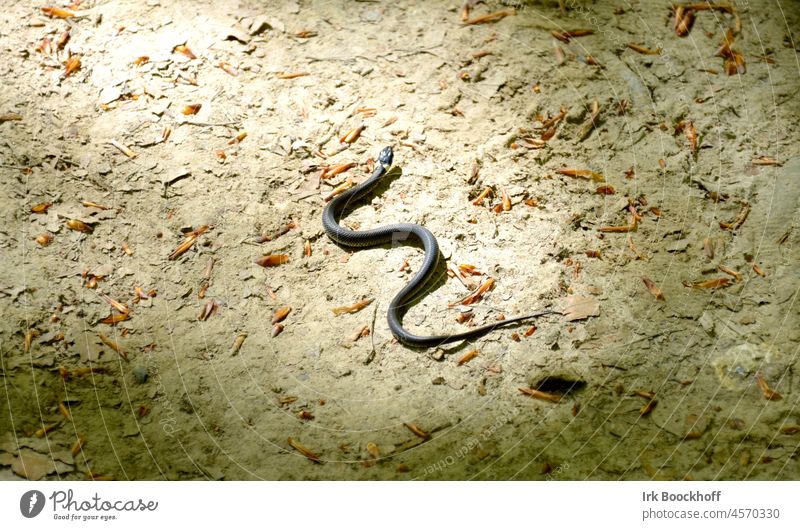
[1, 0, 799, 481]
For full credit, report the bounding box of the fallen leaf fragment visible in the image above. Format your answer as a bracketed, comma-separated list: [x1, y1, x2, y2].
[182, 104, 202, 115]
[31, 202, 52, 213]
[287, 437, 321, 463]
[277, 72, 309, 79]
[462, 9, 516, 25]
[99, 313, 130, 325]
[457, 349, 479, 365]
[519, 387, 561, 403]
[404, 423, 430, 439]
[755, 373, 782, 401]
[65, 219, 93, 234]
[551, 28, 594, 42]
[42, 7, 75, 18]
[272, 306, 291, 324]
[174, 45, 196, 59]
[332, 298, 373, 316]
[682, 278, 731, 290]
[64, 54, 81, 77]
[98, 332, 127, 361]
[450, 278, 494, 306]
[255, 254, 289, 267]
[556, 168, 605, 182]
[627, 43, 661, 55]
[642, 276, 665, 301]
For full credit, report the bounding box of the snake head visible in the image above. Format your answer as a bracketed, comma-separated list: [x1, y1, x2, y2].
[378, 146, 394, 169]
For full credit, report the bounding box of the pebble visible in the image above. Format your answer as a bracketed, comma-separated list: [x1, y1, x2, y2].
[132, 365, 148, 384]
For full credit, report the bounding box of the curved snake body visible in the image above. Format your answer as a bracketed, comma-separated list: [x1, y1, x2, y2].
[322, 146, 553, 348]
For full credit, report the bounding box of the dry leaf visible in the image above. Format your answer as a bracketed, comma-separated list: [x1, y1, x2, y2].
[255, 254, 289, 267]
[556, 168, 605, 182]
[182, 104, 202, 115]
[42, 7, 75, 18]
[64, 55, 81, 77]
[332, 298, 373, 316]
[641, 276, 665, 301]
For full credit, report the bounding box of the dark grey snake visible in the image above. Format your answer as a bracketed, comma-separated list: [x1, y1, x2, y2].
[323, 146, 555, 348]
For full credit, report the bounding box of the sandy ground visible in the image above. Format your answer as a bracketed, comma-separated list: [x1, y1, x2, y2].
[1, 0, 799, 480]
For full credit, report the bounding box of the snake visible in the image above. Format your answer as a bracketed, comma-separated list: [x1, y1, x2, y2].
[322, 145, 555, 348]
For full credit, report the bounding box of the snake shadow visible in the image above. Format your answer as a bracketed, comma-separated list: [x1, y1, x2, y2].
[334, 165, 463, 351]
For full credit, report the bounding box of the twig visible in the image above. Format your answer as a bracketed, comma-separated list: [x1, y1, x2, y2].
[182, 121, 241, 127]
[365, 304, 378, 365]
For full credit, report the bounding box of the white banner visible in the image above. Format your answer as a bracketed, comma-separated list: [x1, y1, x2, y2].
[2, 481, 797, 529]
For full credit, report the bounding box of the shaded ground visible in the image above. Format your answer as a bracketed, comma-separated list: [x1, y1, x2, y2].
[1, 0, 799, 480]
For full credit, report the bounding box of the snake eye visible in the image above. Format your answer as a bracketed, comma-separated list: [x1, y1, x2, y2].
[378, 146, 394, 168]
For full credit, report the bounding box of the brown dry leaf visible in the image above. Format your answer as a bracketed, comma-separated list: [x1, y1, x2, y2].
[563, 295, 600, 321]
[551, 28, 594, 42]
[457, 349, 479, 365]
[682, 278, 731, 290]
[174, 45, 196, 59]
[277, 72, 309, 79]
[99, 313, 130, 325]
[518, 387, 561, 403]
[41, 7, 75, 18]
[182, 104, 202, 115]
[64, 55, 81, 77]
[627, 43, 661, 55]
[556, 168, 605, 182]
[31, 202, 52, 213]
[404, 423, 430, 439]
[255, 254, 289, 267]
[0, 113, 23, 123]
[462, 8, 516, 25]
[98, 332, 127, 361]
[65, 219, 93, 234]
[641, 276, 665, 301]
[287, 437, 321, 463]
[332, 297, 373, 316]
[755, 373, 782, 401]
[218, 61, 238, 76]
[272, 306, 291, 324]
[450, 278, 494, 306]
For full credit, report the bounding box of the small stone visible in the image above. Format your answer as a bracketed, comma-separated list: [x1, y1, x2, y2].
[132, 365, 148, 384]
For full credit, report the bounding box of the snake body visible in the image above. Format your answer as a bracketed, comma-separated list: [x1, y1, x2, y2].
[322, 146, 554, 348]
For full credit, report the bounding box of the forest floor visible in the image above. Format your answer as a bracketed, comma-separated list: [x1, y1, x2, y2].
[1, 0, 799, 480]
